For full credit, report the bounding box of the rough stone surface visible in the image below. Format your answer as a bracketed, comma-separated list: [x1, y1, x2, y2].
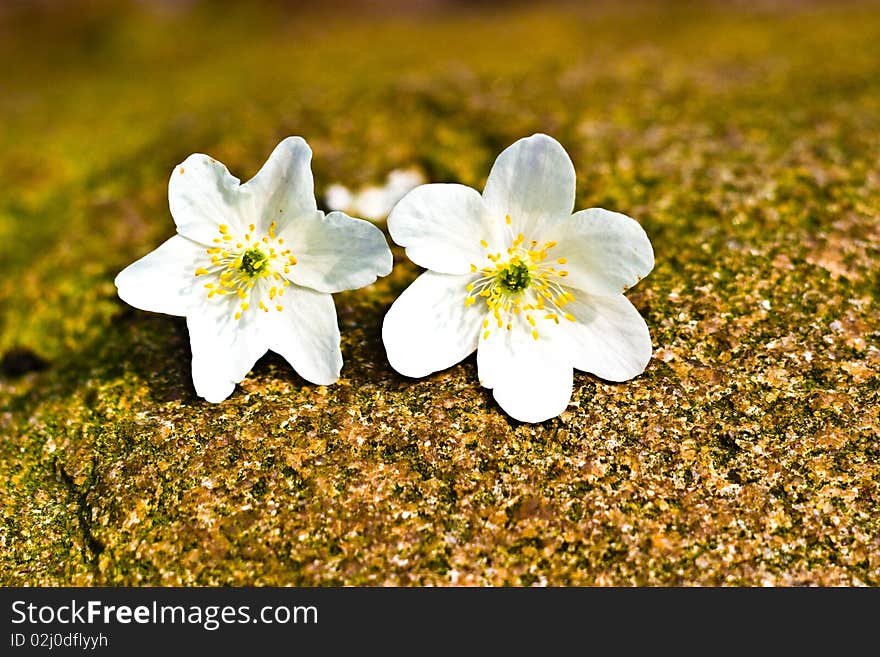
[0, 2, 878, 585]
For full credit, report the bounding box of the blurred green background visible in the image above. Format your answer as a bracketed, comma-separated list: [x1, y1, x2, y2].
[1, 0, 878, 585]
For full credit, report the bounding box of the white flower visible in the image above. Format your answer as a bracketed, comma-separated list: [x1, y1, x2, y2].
[324, 168, 426, 222]
[382, 134, 654, 423]
[115, 137, 393, 402]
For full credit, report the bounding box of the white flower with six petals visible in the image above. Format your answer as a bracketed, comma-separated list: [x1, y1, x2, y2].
[115, 137, 393, 402]
[383, 134, 654, 423]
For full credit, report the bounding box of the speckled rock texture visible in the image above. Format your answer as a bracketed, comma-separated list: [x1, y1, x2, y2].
[1, 1, 878, 585]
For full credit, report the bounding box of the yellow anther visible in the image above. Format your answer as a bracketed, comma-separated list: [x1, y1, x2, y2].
[278, 238, 284, 245]
[527, 315, 536, 326]
[249, 223, 255, 232]
[505, 214, 511, 225]
[204, 283, 214, 289]
[480, 239, 489, 248]
[269, 221, 277, 238]
[483, 319, 489, 329]
[195, 268, 209, 276]
[532, 330, 539, 340]
[235, 312, 242, 320]
[237, 290, 246, 299]
[222, 235, 232, 241]
[276, 305, 283, 312]
[483, 330, 490, 340]
[466, 283, 474, 292]
[559, 271, 569, 277]
[544, 241, 557, 248]
[557, 257, 567, 264]
[565, 313, 576, 322]
[241, 303, 249, 311]
[470, 264, 477, 273]
[218, 224, 229, 234]
[465, 297, 476, 307]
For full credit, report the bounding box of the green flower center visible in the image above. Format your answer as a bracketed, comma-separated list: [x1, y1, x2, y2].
[239, 247, 269, 277]
[496, 260, 531, 293]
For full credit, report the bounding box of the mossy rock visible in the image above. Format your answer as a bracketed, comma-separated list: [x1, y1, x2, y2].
[0, 2, 878, 585]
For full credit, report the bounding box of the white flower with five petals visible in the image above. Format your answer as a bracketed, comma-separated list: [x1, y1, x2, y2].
[383, 134, 654, 423]
[115, 137, 393, 402]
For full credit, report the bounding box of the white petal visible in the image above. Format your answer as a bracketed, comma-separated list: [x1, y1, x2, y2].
[277, 210, 392, 294]
[324, 183, 353, 212]
[169, 154, 244, 245]
[239, 136, 317, 237]
[187, 315, 268, 402]
[262, 285, 341, 386]
[476, 317, 573, 423]
[388, 183, 501, 275]
[114, 235, 202, 316]
[382, 271, 485, 378]
[353, 186, 392, 221]
[544, 208, 654, 296]
[481, 134, 575, 239]
[561, 292, 652, 382]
